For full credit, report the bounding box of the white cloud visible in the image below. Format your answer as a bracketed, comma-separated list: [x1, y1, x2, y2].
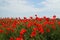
[0, 0, 43, 14]
[0, 0, 60, 17]
[38, 0, 60, 16]
[38, 0, 60, 10]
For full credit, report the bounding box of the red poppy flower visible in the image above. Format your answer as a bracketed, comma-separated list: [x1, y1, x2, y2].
[6, 28, 11, 31]
[53, 15, 56, 19]
[12, 24, 16, 28]
[58, 21, 60, 25]
[37, 24, 44, 34]
[52, 25, 56, 30]
[0, 29, 4, 33]
[9, 37, 14, 40]
[27, 22, 32, 28]
[33, 27, 38, 31]
[20, 29, 26, 35]
[46, 28, 50, 33]
[2, 23, 6, 27]
[49, 21, 54, 25]
[38, 27, 44, 34]
[16, 37, 23, 40]
[30, 31, 36, 38]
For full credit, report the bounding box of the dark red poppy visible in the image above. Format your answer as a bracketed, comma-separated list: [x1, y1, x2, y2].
[53, 15, 56, 19]
[43, 16, 46, 19]
[24, 17, 27, 19]
[35, 14, 37, 17]
[30, 16, 33, 19]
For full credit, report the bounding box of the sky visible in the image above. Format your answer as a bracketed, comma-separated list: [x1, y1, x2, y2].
[0, 0, 60, 18]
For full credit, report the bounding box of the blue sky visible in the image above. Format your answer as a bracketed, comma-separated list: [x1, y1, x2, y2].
[0, 0, 60, 18]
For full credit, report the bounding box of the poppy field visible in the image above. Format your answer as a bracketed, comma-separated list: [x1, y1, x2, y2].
[0, 15, 60, 40]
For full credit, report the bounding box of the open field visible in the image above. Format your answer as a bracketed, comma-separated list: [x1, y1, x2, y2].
[0, 15, 60, 40]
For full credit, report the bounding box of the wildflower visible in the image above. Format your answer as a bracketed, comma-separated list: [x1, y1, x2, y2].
[6, 28, 11, 31]
[9, 37, 14, 40]
[27, 22, 32, 28]
[0, 29, 4, 33]
[38, 27, 44, 34]
[30, 16, 33, 19]
[37, 24, 44, 34]
[30, 31, 36, 38]
[58, 21, 60, 26]
[49, 21, 54, 25]
[52, 25, 56, 30]
[46, 28, 50, 33]
[20, 29, 26, 35]
[35, 14, 37, 17]
[43, 16, 46, 19]
[24, 17, 27, 19]
[33, 27, 37, 31]
[53, 15, 56, 19]
[12, 23, 16, 28]
[2, 23, 6, 27]
[16, 37, 23, 40]
[45, 18, 50, 21]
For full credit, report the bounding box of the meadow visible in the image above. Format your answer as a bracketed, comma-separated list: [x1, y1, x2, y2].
[0, 15, 60, 40]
